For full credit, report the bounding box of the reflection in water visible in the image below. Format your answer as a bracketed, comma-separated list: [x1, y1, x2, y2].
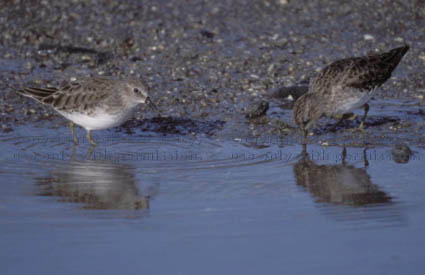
[293, 147, 391, 206]
[36, 159, 151, 210]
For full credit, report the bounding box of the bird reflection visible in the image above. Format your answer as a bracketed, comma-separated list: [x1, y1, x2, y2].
[293, 147, 391, 205]
[36, 159, 152, 210]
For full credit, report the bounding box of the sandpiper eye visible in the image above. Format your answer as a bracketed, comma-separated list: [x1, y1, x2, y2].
[133, 88, 140, 94]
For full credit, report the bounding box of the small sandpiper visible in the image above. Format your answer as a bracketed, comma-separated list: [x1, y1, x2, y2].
[17, 77, 155, 145]
[293, 45, 409, 143]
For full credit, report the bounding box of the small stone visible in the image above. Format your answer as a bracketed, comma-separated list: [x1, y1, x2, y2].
[25, 62, 33, 71]
[1, 124, 13, 133]
[4, 104, 14, 113]
[246, 100, 269, 119]
[200, 30, 215, 39]
[364, 34, 374, 40]
[392, 144, 412, 164]
[81, 55, 92, 61]
[270, 85, 309, 101]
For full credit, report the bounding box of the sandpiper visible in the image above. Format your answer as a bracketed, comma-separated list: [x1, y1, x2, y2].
[293, 45, 409, 143]
[17, 77, 155, 145]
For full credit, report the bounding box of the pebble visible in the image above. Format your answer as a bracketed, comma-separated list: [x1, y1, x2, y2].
[246, 101, 269, 119]
[392, 144, 412, 164]
[364, 34, 375, 40]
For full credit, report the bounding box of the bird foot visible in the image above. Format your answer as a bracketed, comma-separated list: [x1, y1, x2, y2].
[72, 137, 79, 146]
[87, 138, 97, 146]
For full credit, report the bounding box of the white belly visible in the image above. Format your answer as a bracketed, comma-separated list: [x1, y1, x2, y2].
[58, 108, 135, 131]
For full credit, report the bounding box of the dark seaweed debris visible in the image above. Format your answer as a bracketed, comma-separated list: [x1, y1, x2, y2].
[38, 44, 112, 65]
[315, 116, 401, 135]
[117, 116, 225, 136]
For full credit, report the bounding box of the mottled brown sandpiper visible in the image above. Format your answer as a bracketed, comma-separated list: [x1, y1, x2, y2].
[293, 45, 409, 143]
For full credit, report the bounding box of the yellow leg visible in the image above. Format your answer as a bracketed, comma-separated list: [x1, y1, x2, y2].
[70, 144, 77, 161]
[359, 104, 369, 131]
[86, 130, 96, 146]
[86, 145, 95, 159]
[69, 122, 78, 145]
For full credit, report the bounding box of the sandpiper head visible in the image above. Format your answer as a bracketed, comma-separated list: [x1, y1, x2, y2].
[123, 78, 158, 111]
[124, 78, 150, 104]
[293, 93, 324, 132]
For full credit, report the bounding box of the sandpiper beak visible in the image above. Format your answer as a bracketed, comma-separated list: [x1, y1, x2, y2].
[146, 97, 158, 111]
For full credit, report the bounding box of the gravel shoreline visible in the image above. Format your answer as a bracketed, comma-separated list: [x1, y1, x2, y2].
[1, 0, 424, 146]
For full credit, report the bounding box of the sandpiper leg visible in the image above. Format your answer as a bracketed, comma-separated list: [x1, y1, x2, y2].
[359, 103, 369, 130]
[86, 145, 95, 159]
[342, 146, 347, 165]
[70, 144, 77, 161]
[302, 142, 307, 154]
[69, 122, 78, 145]
[86, 130, 96, 146]
[363, 147, 369, 167]
[302, 129, 308, 145]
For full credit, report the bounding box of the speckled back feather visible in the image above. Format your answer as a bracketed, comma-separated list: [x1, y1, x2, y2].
[18, 78, 118, 113]
[310, 45, 409, 95]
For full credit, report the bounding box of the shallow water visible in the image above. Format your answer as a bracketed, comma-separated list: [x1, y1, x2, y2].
[1, 124, 424, 275]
